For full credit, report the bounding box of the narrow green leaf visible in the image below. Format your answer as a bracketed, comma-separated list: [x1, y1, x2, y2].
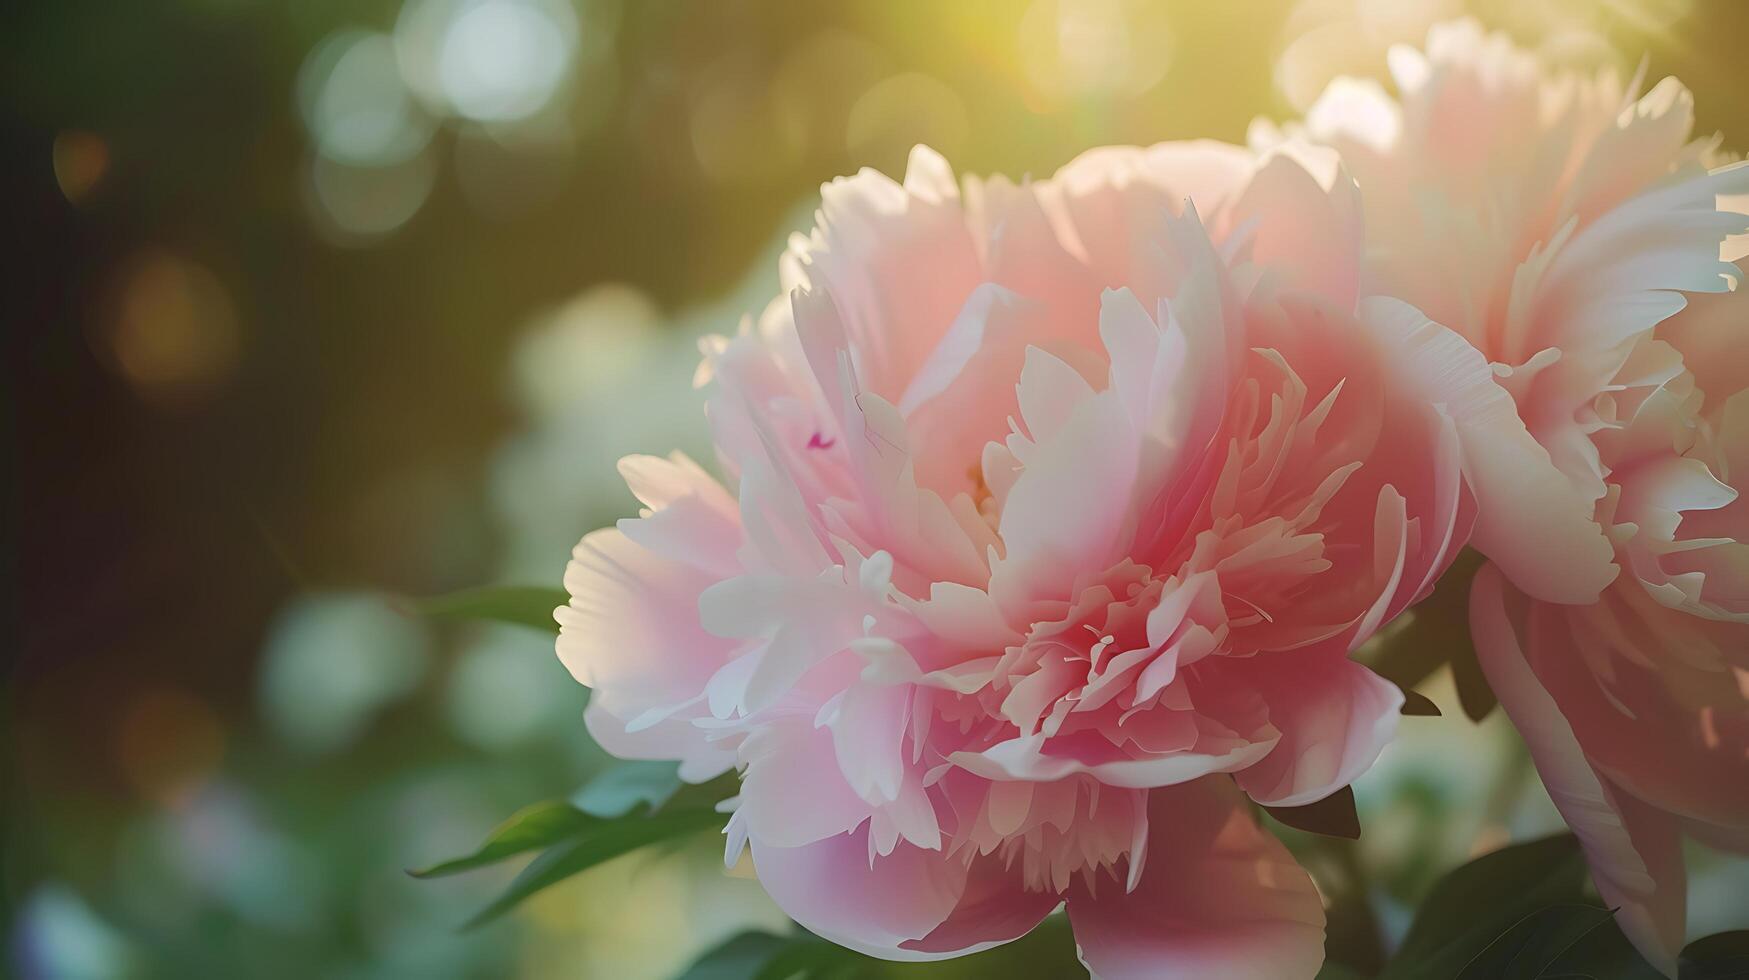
[1316, 963, 1371, 980]
[462, 806, 723, 929]
[413, 585, 568, 633]
[407, 800, 595, 878]
[572, 760, 686, 818]
[1681, 929, 1749, 979]
[412, 762, 717, 879]
[1267, 787, 1362, 840]
[1383, 833, 1588, 980]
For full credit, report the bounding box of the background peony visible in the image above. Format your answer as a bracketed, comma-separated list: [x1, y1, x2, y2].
[1273, 20, 1749, 974]
[557, 141, 1579, 976]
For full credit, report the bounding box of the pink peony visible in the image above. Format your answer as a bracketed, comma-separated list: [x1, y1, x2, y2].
[557, 142, 1555, 976]
[1278, 20, 1749, 974]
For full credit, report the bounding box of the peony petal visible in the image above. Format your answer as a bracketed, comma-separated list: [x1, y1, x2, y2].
[830, 682, 911, 805]
[1470, 563, 1687, 976]
[1229, 651, 1403, 808]
[1226, 148, 1364, 308]
[1356, 297, 1617, 603]
[613, 453, 743, 578]
[907, 581, 1021, 650]
[739, 719, 875, 848]
[950, 730, 1276, 790]
[900, 855, 1059, 957]
[751, 828, 972, 961]
[559, 526, 742, 780]
[1066, 778, 1325, 980]
[1654, 259, 1749, 413]
[899, 283, 1054, 497]
[990, 389, 1138, 617]
[792, 146, 984, 401]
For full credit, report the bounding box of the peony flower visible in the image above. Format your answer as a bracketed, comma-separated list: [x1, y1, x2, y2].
[556, 142, 1559, 977]
[1273, 20, 1749, 973]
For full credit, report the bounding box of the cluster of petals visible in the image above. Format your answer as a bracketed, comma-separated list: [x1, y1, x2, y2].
[1273, 19, 1749, 975]
[556, 123, 1593, 977]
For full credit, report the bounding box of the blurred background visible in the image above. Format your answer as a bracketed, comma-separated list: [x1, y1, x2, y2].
[7, 1, 1748, 976]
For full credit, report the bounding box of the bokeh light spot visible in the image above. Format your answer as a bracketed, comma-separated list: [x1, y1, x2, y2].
[689, 57, 794, 185]
[436, 0, 577, 123]
[100, 250, 240, 406]
[303, 149, 437, 245]
[258, 592, 429, 754]
[52, 130, 109, 205]
[116, 687, 226, 808]
[771, 29, 891, 158]
[846, 72, 969, 168]
[445, 627, 571, 749]
[298, 30, 434, 167]
[1016, 0, 1174, 103]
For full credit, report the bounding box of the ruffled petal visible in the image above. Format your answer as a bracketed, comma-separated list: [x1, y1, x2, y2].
[739, 719, 876, 848]
[1356, 297, 1617, 603]
[559, 526, 739, 779]
[788, 145, 985, 402]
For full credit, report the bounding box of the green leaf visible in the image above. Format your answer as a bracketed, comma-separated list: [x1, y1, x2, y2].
[1316, 838, 1386, 976]
[1682, 930, 1749, 979]
[1362, 549, 1494, 721]
[413, 585, 568, 633]
[406, 800, 595, 878]
[683, 916, 1091, 979]
[1383, 833, 1588, 980]
[671, 924, 888, 980]
[1316, 963, 1372, 980]
[677, 931, 789, 980]
[1449, 643, 1498, 723]
[1400, 689, 1442, 716]
[1532, 909, 1664, 980]
[1455, 904, 1618, 979]
[1267, 786, 1361, 840]
[1361, 610, 1450, 693]
[411, 762, 719, 879]
[462, 806, 723, 929]
[755, 940, 871, 980]
[572, 760, 686, 818]
[884, 915, 1082, 978]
